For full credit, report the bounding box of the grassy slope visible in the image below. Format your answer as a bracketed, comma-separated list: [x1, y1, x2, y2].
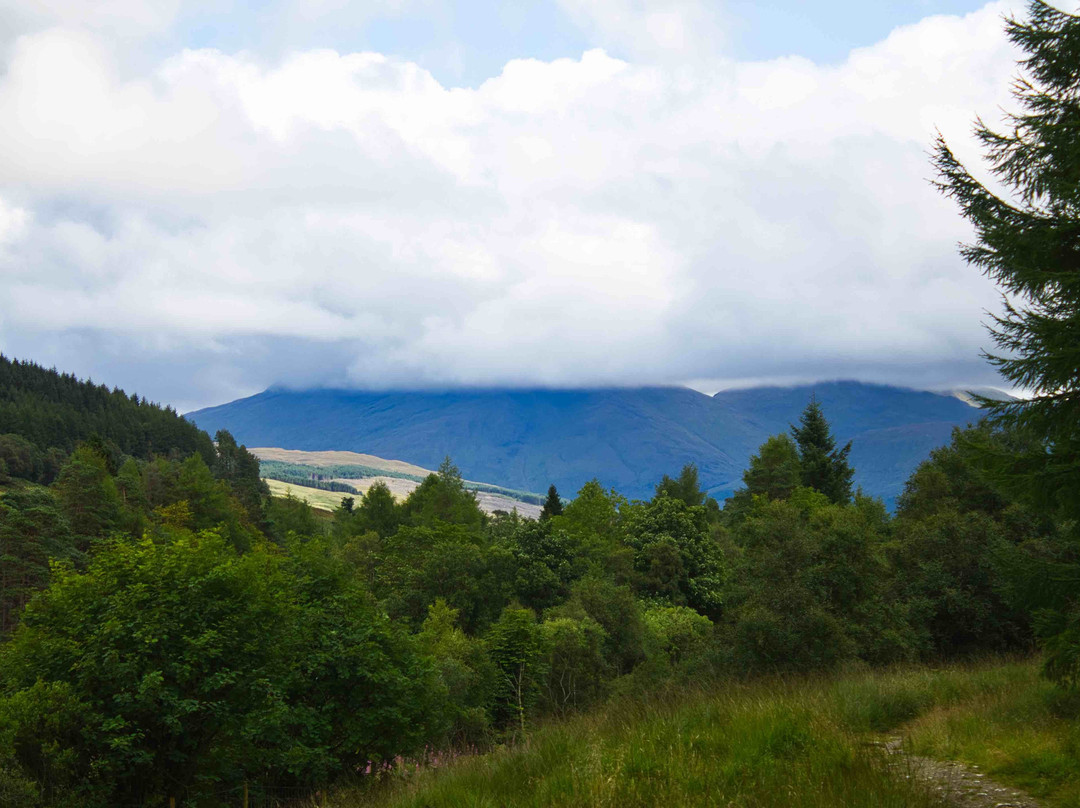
[332, 659, 1078, 808]
[252, 448, 432, 477]
[256, 449, 544, 506]
[263, 477, 545, 519]
[264, 478, 345, 512]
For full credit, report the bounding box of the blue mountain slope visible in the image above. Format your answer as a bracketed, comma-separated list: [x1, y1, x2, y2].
[187, 381, 982, 507]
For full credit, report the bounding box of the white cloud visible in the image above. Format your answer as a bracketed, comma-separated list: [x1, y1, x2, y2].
[554, 0, 728, 61]
[0, 0, 183, 39]
[0, 1, 1028, 407]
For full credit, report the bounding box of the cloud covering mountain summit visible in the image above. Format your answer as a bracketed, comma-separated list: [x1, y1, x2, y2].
[0, 0, 1022, 410]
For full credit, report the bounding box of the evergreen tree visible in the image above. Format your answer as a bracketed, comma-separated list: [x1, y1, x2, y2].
[742, 434, 802, 501]
[933, 1, 1080, 519]
[540, 484, 563, 520]
[933, 0, 1080, 688]
[790, 398, 854, 505]
[51, 445, 122, 549]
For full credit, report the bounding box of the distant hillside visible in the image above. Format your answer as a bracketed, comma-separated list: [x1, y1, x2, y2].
[252, 447, 545, 515]
[187, 382, 984, 507]
[251, 447, 432, 477]
[0, 354, 214, 465]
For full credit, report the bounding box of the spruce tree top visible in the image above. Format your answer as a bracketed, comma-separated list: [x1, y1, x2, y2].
[540, 484, 563, 520]
[791, 397, 854, 505]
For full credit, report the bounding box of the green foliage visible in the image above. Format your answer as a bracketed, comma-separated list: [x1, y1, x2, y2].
[279, 538, 448, 780]
[211, 430, 269, 524]
[538, 615, 608, 715]
[0, 531, 296, 805]
[653, 463, 706, 507]
[0, 531, 444, 806]
[549, 577, 647, 675]
[265, 490, 321, 542]
[892, 509, 1027, 656]
[485, 606, 545, 732]
[642, 603, 713, 665]
[418, 600, 497, 745]
[553, 480, 624, 554]
[791, 398, 854, 505]
[742, 433, 802, 501]
[1038, 606, 1080, 689]
[0, 354, 215, 467]
[624, 495, 724, 617]
[893, 425, 1062, 659]
[0, 488, 76, 636]
[506, 519, 582, 612]
[0, 434, 63, 486]
[401, 458, 485, 529]
[540, 484, 563, 520]
[724, 494, 911, 673]
[51, 445, 122, 549]
[379, 523, 513, 634]
[356, 481, 400, 537]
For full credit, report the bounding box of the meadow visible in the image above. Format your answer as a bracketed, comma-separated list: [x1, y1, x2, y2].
[332, 658, 1079, 808]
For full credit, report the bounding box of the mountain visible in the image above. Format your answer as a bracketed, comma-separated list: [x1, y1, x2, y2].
[186, 381, 984, 508]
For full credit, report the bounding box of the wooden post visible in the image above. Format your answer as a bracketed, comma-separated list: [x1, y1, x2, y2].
[242, 782, 249, 808]
[169, 799, 176, 808]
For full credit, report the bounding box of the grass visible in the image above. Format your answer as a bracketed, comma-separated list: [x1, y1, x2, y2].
[264, 478, 343, 513]
[333, 694, 944, 808]
[901, 663, 1080, 807]
[328, 658, 1079, 808]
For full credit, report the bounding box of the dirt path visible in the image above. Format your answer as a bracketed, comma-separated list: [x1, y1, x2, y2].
[875, 737, 1039, 808]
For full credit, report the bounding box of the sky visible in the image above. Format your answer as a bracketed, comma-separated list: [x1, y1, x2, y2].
[0, 0, 1041, 412]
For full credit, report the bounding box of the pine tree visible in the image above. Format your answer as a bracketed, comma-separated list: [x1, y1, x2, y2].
[540, 484, 563, 520]
[933, 1, 1080, 519]
[790, 397, 854, 505]
[933, 1, 1080, 688]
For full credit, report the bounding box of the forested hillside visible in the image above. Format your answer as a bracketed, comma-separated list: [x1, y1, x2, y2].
[0, 355, 214, 483]
[188, 381, 981, 507]
[0, 357, 270, 634]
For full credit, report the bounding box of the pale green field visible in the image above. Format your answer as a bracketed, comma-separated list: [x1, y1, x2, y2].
[252, 447, 432, 477]
[264, 478, 348, 512]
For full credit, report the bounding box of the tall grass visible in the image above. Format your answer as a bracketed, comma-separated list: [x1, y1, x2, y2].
[330, 666, 1006, 808]
[900, 663, 1080, 807]
[330, 658, 1080, 808]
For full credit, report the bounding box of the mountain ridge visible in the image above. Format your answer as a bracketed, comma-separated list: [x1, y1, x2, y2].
[187, 380, 983, 508]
